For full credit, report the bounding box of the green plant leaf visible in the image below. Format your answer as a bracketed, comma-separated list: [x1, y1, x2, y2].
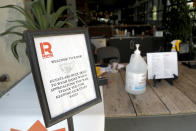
[11, 39, 24, 60]
[77, 15, 87, 26]
[0, 5, 38, 30]
[47, 13, 55, 28]
[0, 25, 23, 36]
[55, 20, 74, 28]
[31, 2, 46, 29]
[7, 32, 23, 37]
[64, 21, 74, 27]
[42, 15, 50, 29]
[38, 0, 46, 14]
[47, 0, 53, 15]
[0, 31, 23, 37]
[1, 1, 76, 60]
[8, 20, 35, 30]
[25, 0, 47, 28]
[0, 5, 24, 15]
[51, 6, 69, 26]
[55, 21, 68, 28]
[25, 0, 36, 10]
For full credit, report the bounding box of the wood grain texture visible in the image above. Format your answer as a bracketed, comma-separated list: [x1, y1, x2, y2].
[103, 64, 196, 118]
[103, 72, 136, 117]
[174, 64, 196, 104]
[120, 70, 169, 116]
[149, 80, 196, 114]
[179, 63, 196, 83]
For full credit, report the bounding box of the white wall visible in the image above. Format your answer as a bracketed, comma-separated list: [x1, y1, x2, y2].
[0, 0, 30, 96]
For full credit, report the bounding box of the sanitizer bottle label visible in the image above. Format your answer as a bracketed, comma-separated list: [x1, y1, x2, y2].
[126, 72, 147, 91]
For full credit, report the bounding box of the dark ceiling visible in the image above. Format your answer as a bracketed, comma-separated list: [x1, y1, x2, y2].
[88, 0, 137, 9]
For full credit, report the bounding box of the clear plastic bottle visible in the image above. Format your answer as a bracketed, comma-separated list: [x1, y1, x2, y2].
[125, 44, 147, 95]
[132, 29, 135, 36]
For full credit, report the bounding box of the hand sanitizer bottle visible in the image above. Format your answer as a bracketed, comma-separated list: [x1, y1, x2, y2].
[125, 44, 147, 95]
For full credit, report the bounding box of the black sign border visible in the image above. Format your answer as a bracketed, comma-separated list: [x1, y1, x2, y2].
[24, 28, 102, 127]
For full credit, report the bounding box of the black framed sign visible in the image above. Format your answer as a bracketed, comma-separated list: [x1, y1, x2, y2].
[24, 28, 101, 127]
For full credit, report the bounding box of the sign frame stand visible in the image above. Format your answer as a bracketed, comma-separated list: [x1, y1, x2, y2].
[24, 28, 102, 128]
[68, 116, 74, 131]
[152, 74, 178, 87]
[66, 78, 108, 131]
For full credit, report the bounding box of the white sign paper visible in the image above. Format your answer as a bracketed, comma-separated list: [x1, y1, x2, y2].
[34, 34, 96, 118]
[147, 52, 178, 79]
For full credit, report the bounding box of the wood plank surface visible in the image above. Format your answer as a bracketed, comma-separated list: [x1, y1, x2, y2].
[120, 70, 169, 116]
[149, 80, 196, 114]
[179, 63, 196, 82]
[174, 64, 196, 104]
[103, 72, 136, 117]
[103, 63, 196, 118]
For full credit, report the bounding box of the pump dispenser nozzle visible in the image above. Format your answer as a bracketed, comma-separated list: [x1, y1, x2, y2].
[134, 44, 140, 54]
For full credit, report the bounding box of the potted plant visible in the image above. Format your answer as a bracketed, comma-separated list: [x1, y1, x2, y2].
[0, 0, 75, 60]
[166, 0, 194, 61]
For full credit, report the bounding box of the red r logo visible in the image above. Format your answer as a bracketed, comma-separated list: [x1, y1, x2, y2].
[40, 42, 53, 59]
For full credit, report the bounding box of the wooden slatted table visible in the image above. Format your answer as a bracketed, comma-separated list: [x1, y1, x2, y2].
[103, 63, 196, 118]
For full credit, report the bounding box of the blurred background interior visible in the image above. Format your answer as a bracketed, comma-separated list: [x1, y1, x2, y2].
[0, 0, 196, 96]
